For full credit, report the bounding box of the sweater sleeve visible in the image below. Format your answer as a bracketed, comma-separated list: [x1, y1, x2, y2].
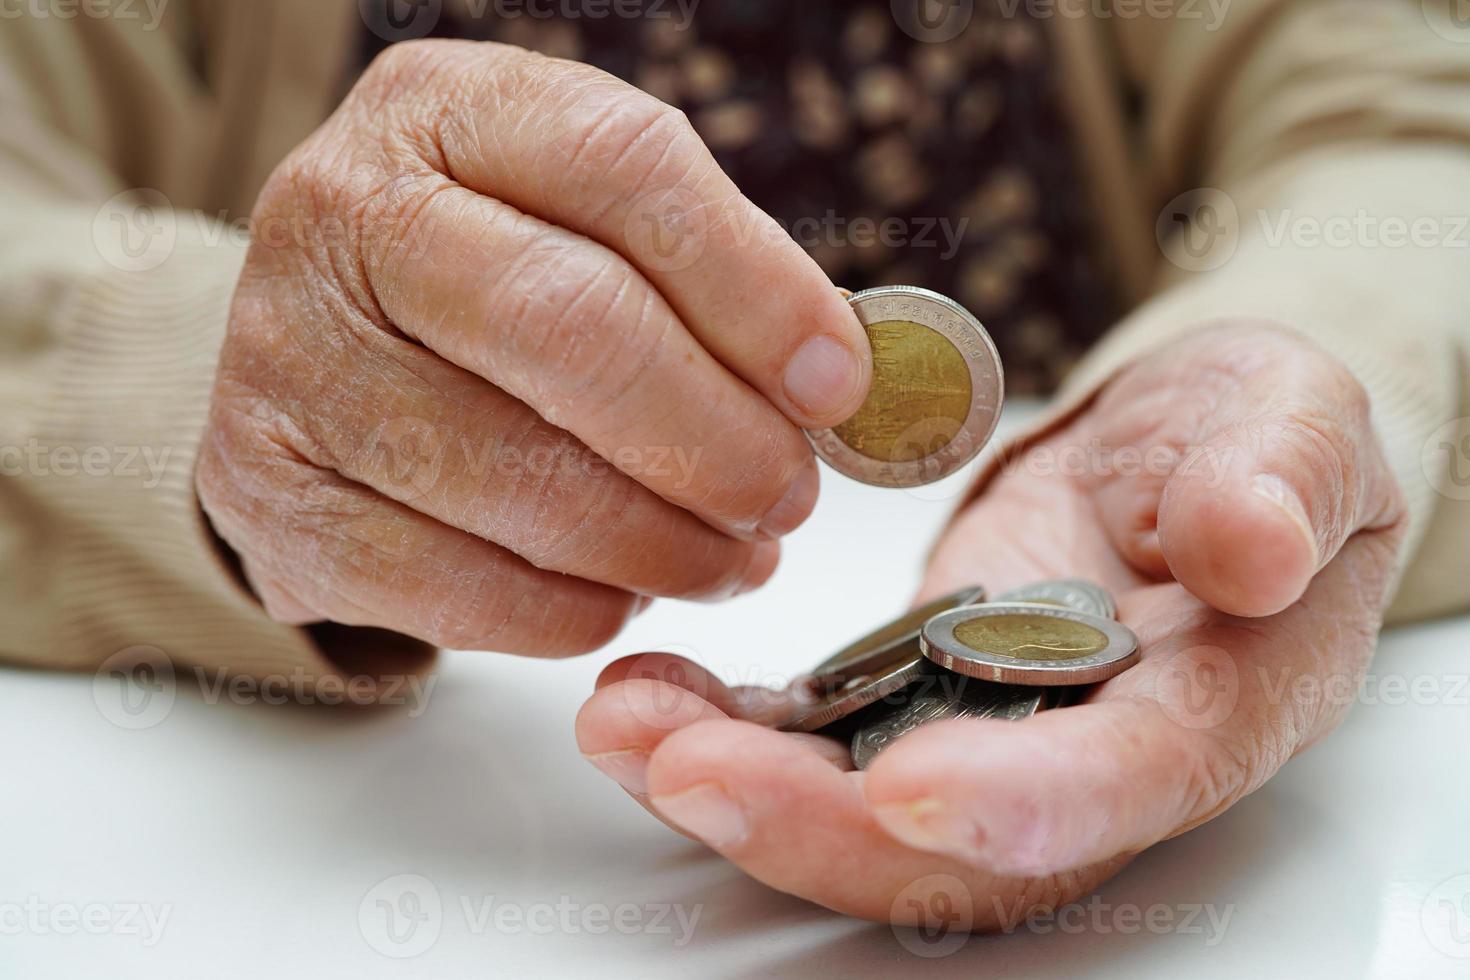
[0, 10, 435, 690]
[962, 0, 1470, 624]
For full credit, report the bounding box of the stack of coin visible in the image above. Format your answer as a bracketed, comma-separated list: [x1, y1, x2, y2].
[790, 286, 1136, 765]
[781, 580, 1138, 769]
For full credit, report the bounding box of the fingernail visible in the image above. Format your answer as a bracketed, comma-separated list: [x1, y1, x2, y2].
[585, 748, 651, 794]
[783, 335, 863, 422]
[872, 797, 988, 865]
[756, 463, 819, 539]
[1251, 473, 1318, 565]
[649, 782, 749, 847]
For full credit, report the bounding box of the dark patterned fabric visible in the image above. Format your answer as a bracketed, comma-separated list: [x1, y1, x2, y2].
[358, 1, 1118, 395]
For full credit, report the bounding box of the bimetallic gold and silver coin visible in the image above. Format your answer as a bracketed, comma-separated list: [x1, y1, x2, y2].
[807, 286, 1004, 488]
[920, 603, 1140, 686]
[850, 671, 1044, 770]
[781, 586, 986, 733]
[994, 579, 1118, 620]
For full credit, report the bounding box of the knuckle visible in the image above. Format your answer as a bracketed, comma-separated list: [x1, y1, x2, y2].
[558, 93, 703, 213]
[700, 424, 807, 524]
[358, 176, 456, 287]
[1273, 408, 1351, 485]
[360, 39, 463, 95]
[259, 141, 348, 227]
[498, 251, 663, 417]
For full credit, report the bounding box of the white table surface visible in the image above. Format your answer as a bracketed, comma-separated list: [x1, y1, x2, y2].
[5, 407, 1470, 979]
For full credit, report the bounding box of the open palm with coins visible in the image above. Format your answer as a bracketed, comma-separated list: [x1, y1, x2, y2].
[577, 322, 1406, 927]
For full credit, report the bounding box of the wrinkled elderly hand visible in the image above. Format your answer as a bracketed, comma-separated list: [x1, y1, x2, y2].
[577, 324, 1407, 925]
[197, 40, 871, 655]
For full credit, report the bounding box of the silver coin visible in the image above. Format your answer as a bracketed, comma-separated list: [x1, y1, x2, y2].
[811, 586, 986, 677]
[806, 286, 1004, 488]
[920, 603, 1140, 686]
[780, 647, 929, 734]
[850, 671, 1044, 769]
[994, 579, 1117, 620]
[781, 587, 986, 733]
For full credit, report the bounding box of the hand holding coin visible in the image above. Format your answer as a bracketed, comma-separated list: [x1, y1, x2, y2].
[197, 41, 876, 655]
[579, 324, 1406, 926]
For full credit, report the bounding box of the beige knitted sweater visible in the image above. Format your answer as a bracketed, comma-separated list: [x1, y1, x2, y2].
[2, 0, 1467, 688]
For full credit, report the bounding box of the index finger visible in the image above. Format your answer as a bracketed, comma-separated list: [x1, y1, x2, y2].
[414, 41, 872, 428]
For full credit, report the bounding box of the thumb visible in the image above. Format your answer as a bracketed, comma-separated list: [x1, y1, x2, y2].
[1157, 328, 1405, 618]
